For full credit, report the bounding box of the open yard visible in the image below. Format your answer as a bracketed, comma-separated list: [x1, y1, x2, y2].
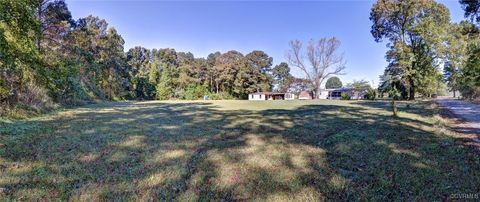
[0, 100, 479, 201]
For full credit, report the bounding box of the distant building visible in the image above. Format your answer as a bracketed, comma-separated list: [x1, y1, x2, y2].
[298, 91, 313, 100]
[248, 92, 295, 101]
[327, 88, 367, 100]
[327, 88, 350, 99]
[318, 90, 329, 99]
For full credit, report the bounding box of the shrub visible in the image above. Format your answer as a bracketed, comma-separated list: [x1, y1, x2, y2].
[182, 84, 209, 100]
[341, 92, 350, 100]
[366, 89, 377, 100]
[388, 87, 401, 117]
[0, 80, 12, 104]
[18, 82, 55, 112]
[132, 77, 155, 100]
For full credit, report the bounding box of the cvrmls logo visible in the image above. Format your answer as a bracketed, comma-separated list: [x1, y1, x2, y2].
[450, 193, 479, 199]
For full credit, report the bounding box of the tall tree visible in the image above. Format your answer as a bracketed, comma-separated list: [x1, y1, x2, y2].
[206, 52, 221, 93]
[244, 50, 273, 92]
[272, 62, 293, 92]
[126, 46, 154, 99]
[459, 46, 480, 99]
[444, 21, 471, 97]
[38, 0, 74, 53]
[346, 80, 372, 91]
[458, 0, 480, 99]
[177, 51, 195, 90]
[126, 46, 151, 77]
[287, 77, 310, 95]
[286, 38, 346, 98]
[215, 50, 243, 95]
[325, 76, 342, 89]
[102, 27, 127, 99]
[370, 0, 451, 99]
[460, 0, 480, 24]
[0, 0, 40, 106]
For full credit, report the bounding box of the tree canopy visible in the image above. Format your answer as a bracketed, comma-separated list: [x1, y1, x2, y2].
[0, 0, 298, 115]
[286, 37, 346, 98]
[325, 77, 342, 89]
[370, 0, 451, 99]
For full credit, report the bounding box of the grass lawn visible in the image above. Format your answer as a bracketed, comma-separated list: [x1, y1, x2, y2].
[0, 100, 479, 201]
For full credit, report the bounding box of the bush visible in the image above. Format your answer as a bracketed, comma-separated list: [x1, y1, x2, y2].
[18, 82, 56, 112]
[0, 80, 12, 104]
[182, 84, 209, 100]
[133, 77, 156, 100]
[366, 89, 377, 100]
[341, 92, 350, 100]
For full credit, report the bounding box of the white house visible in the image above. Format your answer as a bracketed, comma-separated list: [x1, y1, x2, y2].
[318, 90, 329, 99]
[248, 92, 294, 101]
[326, 88, 367, 100]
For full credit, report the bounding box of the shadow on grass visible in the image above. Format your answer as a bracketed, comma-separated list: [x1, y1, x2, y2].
[0, 101, 479, 200]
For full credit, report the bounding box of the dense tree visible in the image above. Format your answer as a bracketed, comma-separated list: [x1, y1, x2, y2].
[346, 80, 372, 91]
[443, 22, 470, 97]
[370, 0, 451, 100]
[286, 38, 346, 99]
[459, 47, 480, 99]
[126, 46, 150, 77]
[460, 0, 480, 23]
[2, 0, 338, 114]
[287, 77, 310, 95]
[456, 0, 480, 99]
[206, 52, 221, 93]
[272, 62, 293, 92]
[233, 62, 258, 98]
[177, 51, 195, 91]
[244, 50, 273, 92]
[38, 0, 74, 52]
[325, 76, 342, 89]
[0, 0, 41, 108]
[156, 66, 176, 100]
[215, 50, 243, 94]
[102, 28, 128, 99]
[126, 46, 154, 99]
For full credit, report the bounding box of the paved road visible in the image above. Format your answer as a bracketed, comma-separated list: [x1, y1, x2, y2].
[436, 98, 480, 135]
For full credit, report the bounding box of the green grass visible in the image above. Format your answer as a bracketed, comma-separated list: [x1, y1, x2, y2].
[1, 100, 479, 201]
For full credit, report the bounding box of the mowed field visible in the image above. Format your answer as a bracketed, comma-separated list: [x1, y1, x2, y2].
[0, 100, 479, 201]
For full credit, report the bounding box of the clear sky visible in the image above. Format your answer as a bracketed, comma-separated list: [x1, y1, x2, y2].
[65, 0, 466, 87]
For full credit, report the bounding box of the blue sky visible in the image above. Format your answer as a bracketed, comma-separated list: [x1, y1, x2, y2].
[65, 0, 465, 87]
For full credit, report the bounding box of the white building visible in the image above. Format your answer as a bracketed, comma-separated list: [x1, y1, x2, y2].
[248, 92, 295, 101]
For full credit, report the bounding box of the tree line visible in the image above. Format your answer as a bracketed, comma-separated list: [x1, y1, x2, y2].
[371, 0, 480, 100]
[2, 0, 480, 116]
[0, 0, 307, 116]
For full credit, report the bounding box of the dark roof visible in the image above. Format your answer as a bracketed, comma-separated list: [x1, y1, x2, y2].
[327, 88, 352, 92]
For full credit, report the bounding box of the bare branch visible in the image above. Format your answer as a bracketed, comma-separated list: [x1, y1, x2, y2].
[285, 37, 346, 98]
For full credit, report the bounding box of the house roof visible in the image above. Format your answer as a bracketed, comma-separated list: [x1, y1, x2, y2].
[249, 92, 287, 95]
[299, 91, 312, 97]
[327, 88, 352, 92]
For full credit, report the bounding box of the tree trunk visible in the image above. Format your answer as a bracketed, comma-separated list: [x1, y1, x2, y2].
[209, 77, 213, 92]
[453, 90, 456, 98]
[408, 76, 415, 100]
[391, 99, 398, 117]
[316, 87, 321, 99]
[37, 1, 43, 51]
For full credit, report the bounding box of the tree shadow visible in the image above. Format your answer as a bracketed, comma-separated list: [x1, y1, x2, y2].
[1, 101, 479, 200]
